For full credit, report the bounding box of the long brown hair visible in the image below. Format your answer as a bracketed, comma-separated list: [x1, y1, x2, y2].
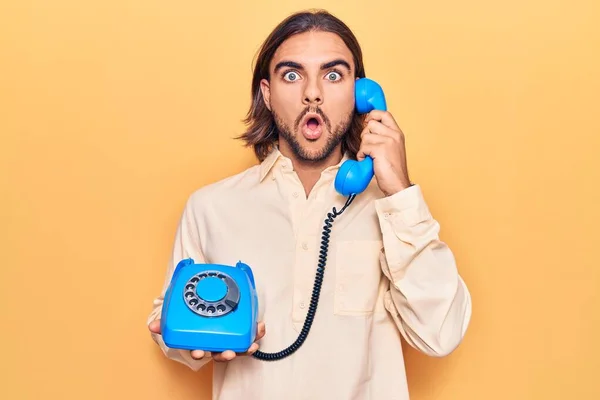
[236, 9, 367, 162]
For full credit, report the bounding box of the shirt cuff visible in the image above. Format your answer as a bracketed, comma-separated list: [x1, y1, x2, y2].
[374, 184, 432, 227]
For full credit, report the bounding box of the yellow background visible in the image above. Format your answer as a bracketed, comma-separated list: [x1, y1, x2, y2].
[1, 0, 599, 399]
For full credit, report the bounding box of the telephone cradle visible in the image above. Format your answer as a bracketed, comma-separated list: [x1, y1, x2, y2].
[160, 77, 387, 361]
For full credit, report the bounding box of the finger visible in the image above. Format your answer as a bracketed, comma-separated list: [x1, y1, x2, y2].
[148, 319, 161, 334]
[213, 350, 236, 362]
[357, 143, 378, 161]
[190, 349, 206, 360]
[357, 140, 392, 161]
[361, 132, 392, 147]
[365, 120, 402, 140]
[245, 342, 259, 355]
[359, 124, 371, 140]
[256, 321, 266, 341]
[365, 110, 399, 129]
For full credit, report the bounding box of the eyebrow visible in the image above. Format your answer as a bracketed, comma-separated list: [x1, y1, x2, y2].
[273, 58, 352, 73]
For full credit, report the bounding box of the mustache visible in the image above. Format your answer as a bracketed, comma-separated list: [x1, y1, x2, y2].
[294, 107, 331, 130]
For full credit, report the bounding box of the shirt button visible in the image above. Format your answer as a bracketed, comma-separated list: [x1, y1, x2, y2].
[300, 301, 305, 309]
[301, 242, 308, 250]
[292, 192, 299, 198]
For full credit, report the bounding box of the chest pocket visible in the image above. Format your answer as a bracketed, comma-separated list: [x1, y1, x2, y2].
[334, 240, 384, 316]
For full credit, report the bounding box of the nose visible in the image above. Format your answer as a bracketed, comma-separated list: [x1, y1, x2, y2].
[302, 79, 323, 107]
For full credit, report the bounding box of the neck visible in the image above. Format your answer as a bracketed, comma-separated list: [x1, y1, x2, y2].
[279, 144, 343, 197]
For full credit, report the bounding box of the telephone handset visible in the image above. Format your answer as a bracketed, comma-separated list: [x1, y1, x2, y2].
[159, 78, 388, 361]
[335, 77, 387, 196]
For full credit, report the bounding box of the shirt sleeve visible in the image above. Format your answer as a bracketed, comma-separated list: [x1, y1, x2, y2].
[374, 184, 472, 357]
[147, 196, 212, 371]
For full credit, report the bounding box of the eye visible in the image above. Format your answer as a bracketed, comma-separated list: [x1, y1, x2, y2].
[325, 71, 341, 81]
[283, 71, 300, 82]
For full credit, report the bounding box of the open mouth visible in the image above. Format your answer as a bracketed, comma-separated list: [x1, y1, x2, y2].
[301, 114, 323, 141]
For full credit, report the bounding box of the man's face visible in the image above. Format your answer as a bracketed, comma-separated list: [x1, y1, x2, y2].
[260, 30, 355, 163]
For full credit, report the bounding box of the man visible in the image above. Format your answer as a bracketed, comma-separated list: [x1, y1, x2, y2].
[148, 9, 472, 400]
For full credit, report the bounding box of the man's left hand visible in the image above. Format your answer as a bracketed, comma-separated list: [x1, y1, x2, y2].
[357, 110, 412, 196]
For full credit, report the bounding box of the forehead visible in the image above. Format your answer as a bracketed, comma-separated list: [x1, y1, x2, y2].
[270, 31, 353, 69]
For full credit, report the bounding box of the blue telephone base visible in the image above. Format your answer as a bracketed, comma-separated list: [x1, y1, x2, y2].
[160, 258, 259, 353]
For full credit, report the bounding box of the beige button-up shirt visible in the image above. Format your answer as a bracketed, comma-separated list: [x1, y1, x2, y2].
[148, 148, 472, 400]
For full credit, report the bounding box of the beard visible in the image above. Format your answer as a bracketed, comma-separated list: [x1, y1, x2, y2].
[273, 106, 353, 163]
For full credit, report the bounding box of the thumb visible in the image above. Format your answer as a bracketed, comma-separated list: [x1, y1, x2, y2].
[148, 319, 161, 334]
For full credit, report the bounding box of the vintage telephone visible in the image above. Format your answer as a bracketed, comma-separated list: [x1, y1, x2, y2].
[160, 77, 387, 360]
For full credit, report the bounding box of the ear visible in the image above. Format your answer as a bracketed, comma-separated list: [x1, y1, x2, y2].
[260, 78, 271, 111]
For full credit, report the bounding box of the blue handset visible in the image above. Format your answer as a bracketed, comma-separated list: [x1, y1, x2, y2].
[160, 258, 259, 353]
[334, 78, 387, 196]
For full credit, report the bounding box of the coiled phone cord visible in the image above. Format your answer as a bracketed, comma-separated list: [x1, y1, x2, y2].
[252, 194, 357, 361]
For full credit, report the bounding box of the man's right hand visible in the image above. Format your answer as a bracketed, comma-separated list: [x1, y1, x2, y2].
[148, 319, 266, 362]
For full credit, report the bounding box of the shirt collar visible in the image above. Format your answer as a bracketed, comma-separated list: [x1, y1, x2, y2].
[259, 146, 351, 182]
[259, 147, 284, 182]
